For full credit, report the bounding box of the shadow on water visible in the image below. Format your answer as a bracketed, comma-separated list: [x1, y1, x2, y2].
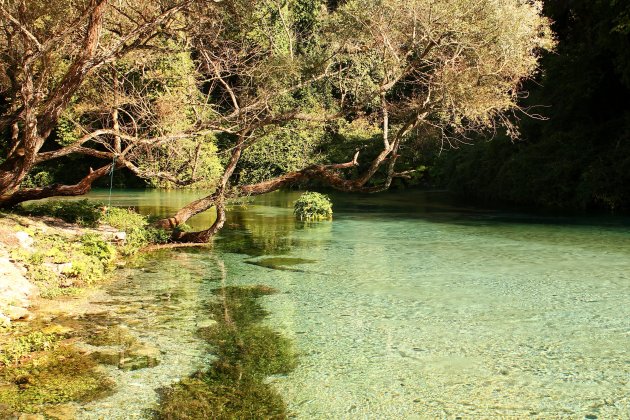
[329, 190, 630, 229]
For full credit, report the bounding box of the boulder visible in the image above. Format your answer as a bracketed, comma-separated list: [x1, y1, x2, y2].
[113, 232, 127, 243]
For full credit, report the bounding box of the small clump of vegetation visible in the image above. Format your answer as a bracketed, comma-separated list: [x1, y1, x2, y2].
[157, 284, 296, 419]
[10, 231, 119, 298]
[293, 191, 333, 221]
[0, 331, 61, 366]
[101, 207, 171, 255]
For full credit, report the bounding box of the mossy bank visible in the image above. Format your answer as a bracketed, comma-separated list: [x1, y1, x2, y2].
[0, 200, 170, 417]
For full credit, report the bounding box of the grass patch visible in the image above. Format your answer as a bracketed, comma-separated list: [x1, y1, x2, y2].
[19, 199, 103, 227]
[156, 285, 296, 420]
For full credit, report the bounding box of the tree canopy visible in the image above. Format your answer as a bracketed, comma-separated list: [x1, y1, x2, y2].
[0, 0, 554, 241]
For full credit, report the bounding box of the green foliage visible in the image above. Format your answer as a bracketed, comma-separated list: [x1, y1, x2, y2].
[0, 332, 60, 366]
[21, 171, 54, 189]
[434, 0, 630, 211]
[238, 122, 328, 184]
[81, 233, 116, 264]
[293, 191, 333, 220]
[20, 200, 103, 227]
[101, 207, 171, 254]
[101, 207, 147, 232]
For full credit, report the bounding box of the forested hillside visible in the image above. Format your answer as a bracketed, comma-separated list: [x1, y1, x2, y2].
[435, 0, 630, 211]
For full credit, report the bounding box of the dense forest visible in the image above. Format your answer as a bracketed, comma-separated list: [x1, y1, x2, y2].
[4, 0, 614, 242]
[435, 0, 630, 212]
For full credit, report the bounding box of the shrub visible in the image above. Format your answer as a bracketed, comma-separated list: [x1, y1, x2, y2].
[20, 200, 103, 227]
[81, 234, 116, 264]
[102, 207, 171, 254]
[293, 191, 333, 221]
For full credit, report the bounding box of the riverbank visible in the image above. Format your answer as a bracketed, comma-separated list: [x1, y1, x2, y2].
[0, 206, 171, 418]
[0, 212, 125, 325]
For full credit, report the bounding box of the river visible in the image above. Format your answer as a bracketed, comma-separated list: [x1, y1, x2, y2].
[74, 189, 630, 418]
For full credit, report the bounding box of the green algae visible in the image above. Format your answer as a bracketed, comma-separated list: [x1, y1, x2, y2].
[244, 257, 316, 272]
[85, 324, 139, 348]
[156, 285, 296, 419]
[0, 345, 114, 416]
[0, 319, 116, 416]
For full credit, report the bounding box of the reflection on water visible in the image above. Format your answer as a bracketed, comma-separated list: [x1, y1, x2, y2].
[81, 189, 630, 418]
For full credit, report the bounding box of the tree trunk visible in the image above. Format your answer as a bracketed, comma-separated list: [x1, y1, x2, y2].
[0, 164, 112, 208]
[174, 197, 227, 243]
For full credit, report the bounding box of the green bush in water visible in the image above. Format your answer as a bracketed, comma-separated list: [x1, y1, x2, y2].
[293, 191, 332, 221]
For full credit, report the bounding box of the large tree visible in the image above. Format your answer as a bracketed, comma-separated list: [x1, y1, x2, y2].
[154, 0, 554, 242]
[0, 0, 205, 206]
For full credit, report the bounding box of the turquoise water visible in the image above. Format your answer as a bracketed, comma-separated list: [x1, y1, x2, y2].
[81, 190, 630, 418]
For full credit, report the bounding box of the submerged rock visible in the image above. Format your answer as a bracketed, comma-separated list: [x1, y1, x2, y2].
[196, 319, 218, 329]
[44, 404, 77, 420]
[18, 414, 45, 420]
[121, 344, 161, 371]
[92, 344, 161, 371]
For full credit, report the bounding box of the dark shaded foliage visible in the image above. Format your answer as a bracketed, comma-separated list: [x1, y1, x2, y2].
[435, 0, 630, 211]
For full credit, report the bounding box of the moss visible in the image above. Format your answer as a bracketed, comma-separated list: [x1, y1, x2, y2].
[157, 285, 296, 419]
[0, 345, 113, 413]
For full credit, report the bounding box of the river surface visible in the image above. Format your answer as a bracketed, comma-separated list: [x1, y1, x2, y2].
[75, 189, 629, 419]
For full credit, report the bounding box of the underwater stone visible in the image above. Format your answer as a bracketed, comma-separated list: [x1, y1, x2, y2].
[91, 348, 122, 366]
[118, 344, 161, 371]
[44, 404, 77, 420]
[18, 414, 44, 420]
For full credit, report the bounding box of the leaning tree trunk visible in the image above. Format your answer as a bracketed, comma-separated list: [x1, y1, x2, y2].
[0, 164, 113, 208]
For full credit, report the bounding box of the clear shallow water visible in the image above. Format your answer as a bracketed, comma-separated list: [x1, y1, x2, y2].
[81, 190, 630, 418]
